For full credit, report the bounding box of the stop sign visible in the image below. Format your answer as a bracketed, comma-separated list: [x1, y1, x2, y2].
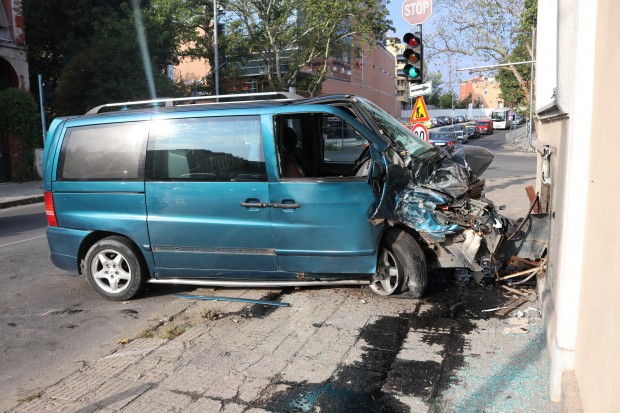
[402, 0, 433, 25]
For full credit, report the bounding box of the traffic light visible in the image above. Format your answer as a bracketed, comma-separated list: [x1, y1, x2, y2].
[402, 32, 423, 84]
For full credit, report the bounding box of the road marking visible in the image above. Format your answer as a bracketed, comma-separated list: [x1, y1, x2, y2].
[0, 235, 46, 249]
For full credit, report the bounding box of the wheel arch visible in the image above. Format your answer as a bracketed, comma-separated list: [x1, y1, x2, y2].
[385, 223, 438, 266]
[77, 231, 151, 277]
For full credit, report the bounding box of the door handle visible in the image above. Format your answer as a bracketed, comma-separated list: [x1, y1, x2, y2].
[272, 202, 300, 209]
[240, 201, 270, 208]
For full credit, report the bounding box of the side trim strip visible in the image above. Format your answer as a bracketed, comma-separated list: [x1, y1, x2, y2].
[148, 278, 370, 288]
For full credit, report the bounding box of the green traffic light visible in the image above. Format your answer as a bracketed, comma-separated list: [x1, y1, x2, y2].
[404, 65, 419, 79]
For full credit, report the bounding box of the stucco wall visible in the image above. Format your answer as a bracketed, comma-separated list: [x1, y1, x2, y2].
[536, 0, 620, 410]
[573, 2, 620, 412]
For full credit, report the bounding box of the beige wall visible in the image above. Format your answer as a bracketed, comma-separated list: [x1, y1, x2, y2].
[536, 0, 620, 411]
[574, 1, 620, 411]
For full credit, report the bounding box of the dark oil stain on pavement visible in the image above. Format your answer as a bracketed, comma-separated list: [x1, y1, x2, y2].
[258, 273, 510, 412]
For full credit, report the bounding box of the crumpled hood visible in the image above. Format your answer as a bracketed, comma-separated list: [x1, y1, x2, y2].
[370, 145, 499, 243]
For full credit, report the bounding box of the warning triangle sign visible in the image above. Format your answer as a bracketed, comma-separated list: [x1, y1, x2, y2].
[410, 96, 430, 123]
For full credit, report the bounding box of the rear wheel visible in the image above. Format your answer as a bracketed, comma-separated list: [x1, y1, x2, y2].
[370, 228, 428, 297]
[84, 236, 147, 301]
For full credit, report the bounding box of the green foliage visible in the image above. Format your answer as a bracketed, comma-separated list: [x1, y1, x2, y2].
[0, 88, 38, 143]
[426, 71, 445, 106]
[497, 0, 537, 108]
[23, 0, 182, 116]
[0, 88, 40, 180]
[438, 92, 457, 109]
[226, 0, 393, 94]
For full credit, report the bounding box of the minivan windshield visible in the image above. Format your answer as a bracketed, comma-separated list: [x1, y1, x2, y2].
[356, 98, 436, 158]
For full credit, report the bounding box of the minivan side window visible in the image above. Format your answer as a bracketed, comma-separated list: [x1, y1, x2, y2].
[57, 121, 149, 181]
[146, 116, 266, 182]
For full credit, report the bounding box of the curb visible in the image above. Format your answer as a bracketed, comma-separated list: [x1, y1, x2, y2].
[0, 195, 44, 209]
[0, 296, 197, 412]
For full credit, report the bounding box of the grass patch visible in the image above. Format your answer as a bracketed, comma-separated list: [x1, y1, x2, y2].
[136, 326, 156, 339]
[159, 322, 190, 340]
[18, 391, 43, 402]
[200, 308, 221, 321]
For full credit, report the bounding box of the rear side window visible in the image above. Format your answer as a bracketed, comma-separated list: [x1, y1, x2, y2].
[57, 121, 149, 181]
[146, 115, 266, 182]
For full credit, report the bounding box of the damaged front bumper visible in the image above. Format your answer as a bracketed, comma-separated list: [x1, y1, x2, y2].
[370, 145, 548, 272]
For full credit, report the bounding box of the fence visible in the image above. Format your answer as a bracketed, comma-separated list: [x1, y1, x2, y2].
[506, 121, 534, 151]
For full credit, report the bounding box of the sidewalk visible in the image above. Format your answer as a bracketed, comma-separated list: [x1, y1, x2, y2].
[0, 181, 44, 209]
[3, 174, 559, 413]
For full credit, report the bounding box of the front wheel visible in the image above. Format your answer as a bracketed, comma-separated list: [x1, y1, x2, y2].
[84, 236, 147, 301]
[369, 228, 428, 298]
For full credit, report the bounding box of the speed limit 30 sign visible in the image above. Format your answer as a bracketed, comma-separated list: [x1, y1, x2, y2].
[411, 123, 429, 142]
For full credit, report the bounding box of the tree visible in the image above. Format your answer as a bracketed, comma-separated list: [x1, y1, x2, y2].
[426, 71, 445, 106]
[226, 0, 393, 94]
[427, 0, 536, 102]
[438, 91, 458, 109]
[497, 0, 537, 108]
[0, 89, 39, 180]
[23, 0, 182, 116]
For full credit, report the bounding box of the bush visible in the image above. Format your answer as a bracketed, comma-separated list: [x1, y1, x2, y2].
[0, 88, 40, 181]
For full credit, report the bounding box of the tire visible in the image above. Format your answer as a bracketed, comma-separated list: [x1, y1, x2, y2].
[369, 228, 428, 298]
[84, 236, 147, 301]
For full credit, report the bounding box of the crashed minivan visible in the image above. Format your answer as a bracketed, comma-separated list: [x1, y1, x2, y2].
[43, 93, 519, 300]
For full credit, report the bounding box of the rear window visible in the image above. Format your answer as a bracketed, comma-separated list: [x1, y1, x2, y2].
[57, 121, 149, 181]
[146, 115, 266, 182]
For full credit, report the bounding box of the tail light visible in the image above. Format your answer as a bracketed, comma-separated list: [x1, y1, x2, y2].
[44, 191, 58, 227]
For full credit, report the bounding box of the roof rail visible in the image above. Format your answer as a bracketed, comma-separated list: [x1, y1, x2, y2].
[85, 91, 303, 114]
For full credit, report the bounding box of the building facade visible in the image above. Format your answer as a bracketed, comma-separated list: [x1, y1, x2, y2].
[319, 44, 398, 118]
[459, 75, 502, 109]
[385, 37, 409, 116]
[0, 0, 29, 91]
[173, 44, 399, 118]
[0, 0, 30, 182]
[534, 1, 620, 412]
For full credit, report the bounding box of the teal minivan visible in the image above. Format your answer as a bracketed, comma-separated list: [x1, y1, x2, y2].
[43, 93, 510, 300]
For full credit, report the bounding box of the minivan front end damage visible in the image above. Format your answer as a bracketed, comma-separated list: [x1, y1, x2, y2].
[370, 144, 524, 273]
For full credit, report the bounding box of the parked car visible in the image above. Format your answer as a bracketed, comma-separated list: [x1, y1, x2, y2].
[464, 125, 481, 139]
[43, 92, 521, 301]
[475, 119, 494, 135]
[428, 131, 458, 150]
[440, 125, 467, 143]
[430, 118, 438, 128]
[436, 116, 451, 126]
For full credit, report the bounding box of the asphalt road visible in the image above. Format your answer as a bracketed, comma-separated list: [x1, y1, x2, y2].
[0, 203, 193, 402]
[465, 126, 536, 180]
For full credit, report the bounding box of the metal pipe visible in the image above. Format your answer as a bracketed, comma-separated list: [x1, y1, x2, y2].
[527, 27, 536, 150]
[37, 74, 46, 145]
